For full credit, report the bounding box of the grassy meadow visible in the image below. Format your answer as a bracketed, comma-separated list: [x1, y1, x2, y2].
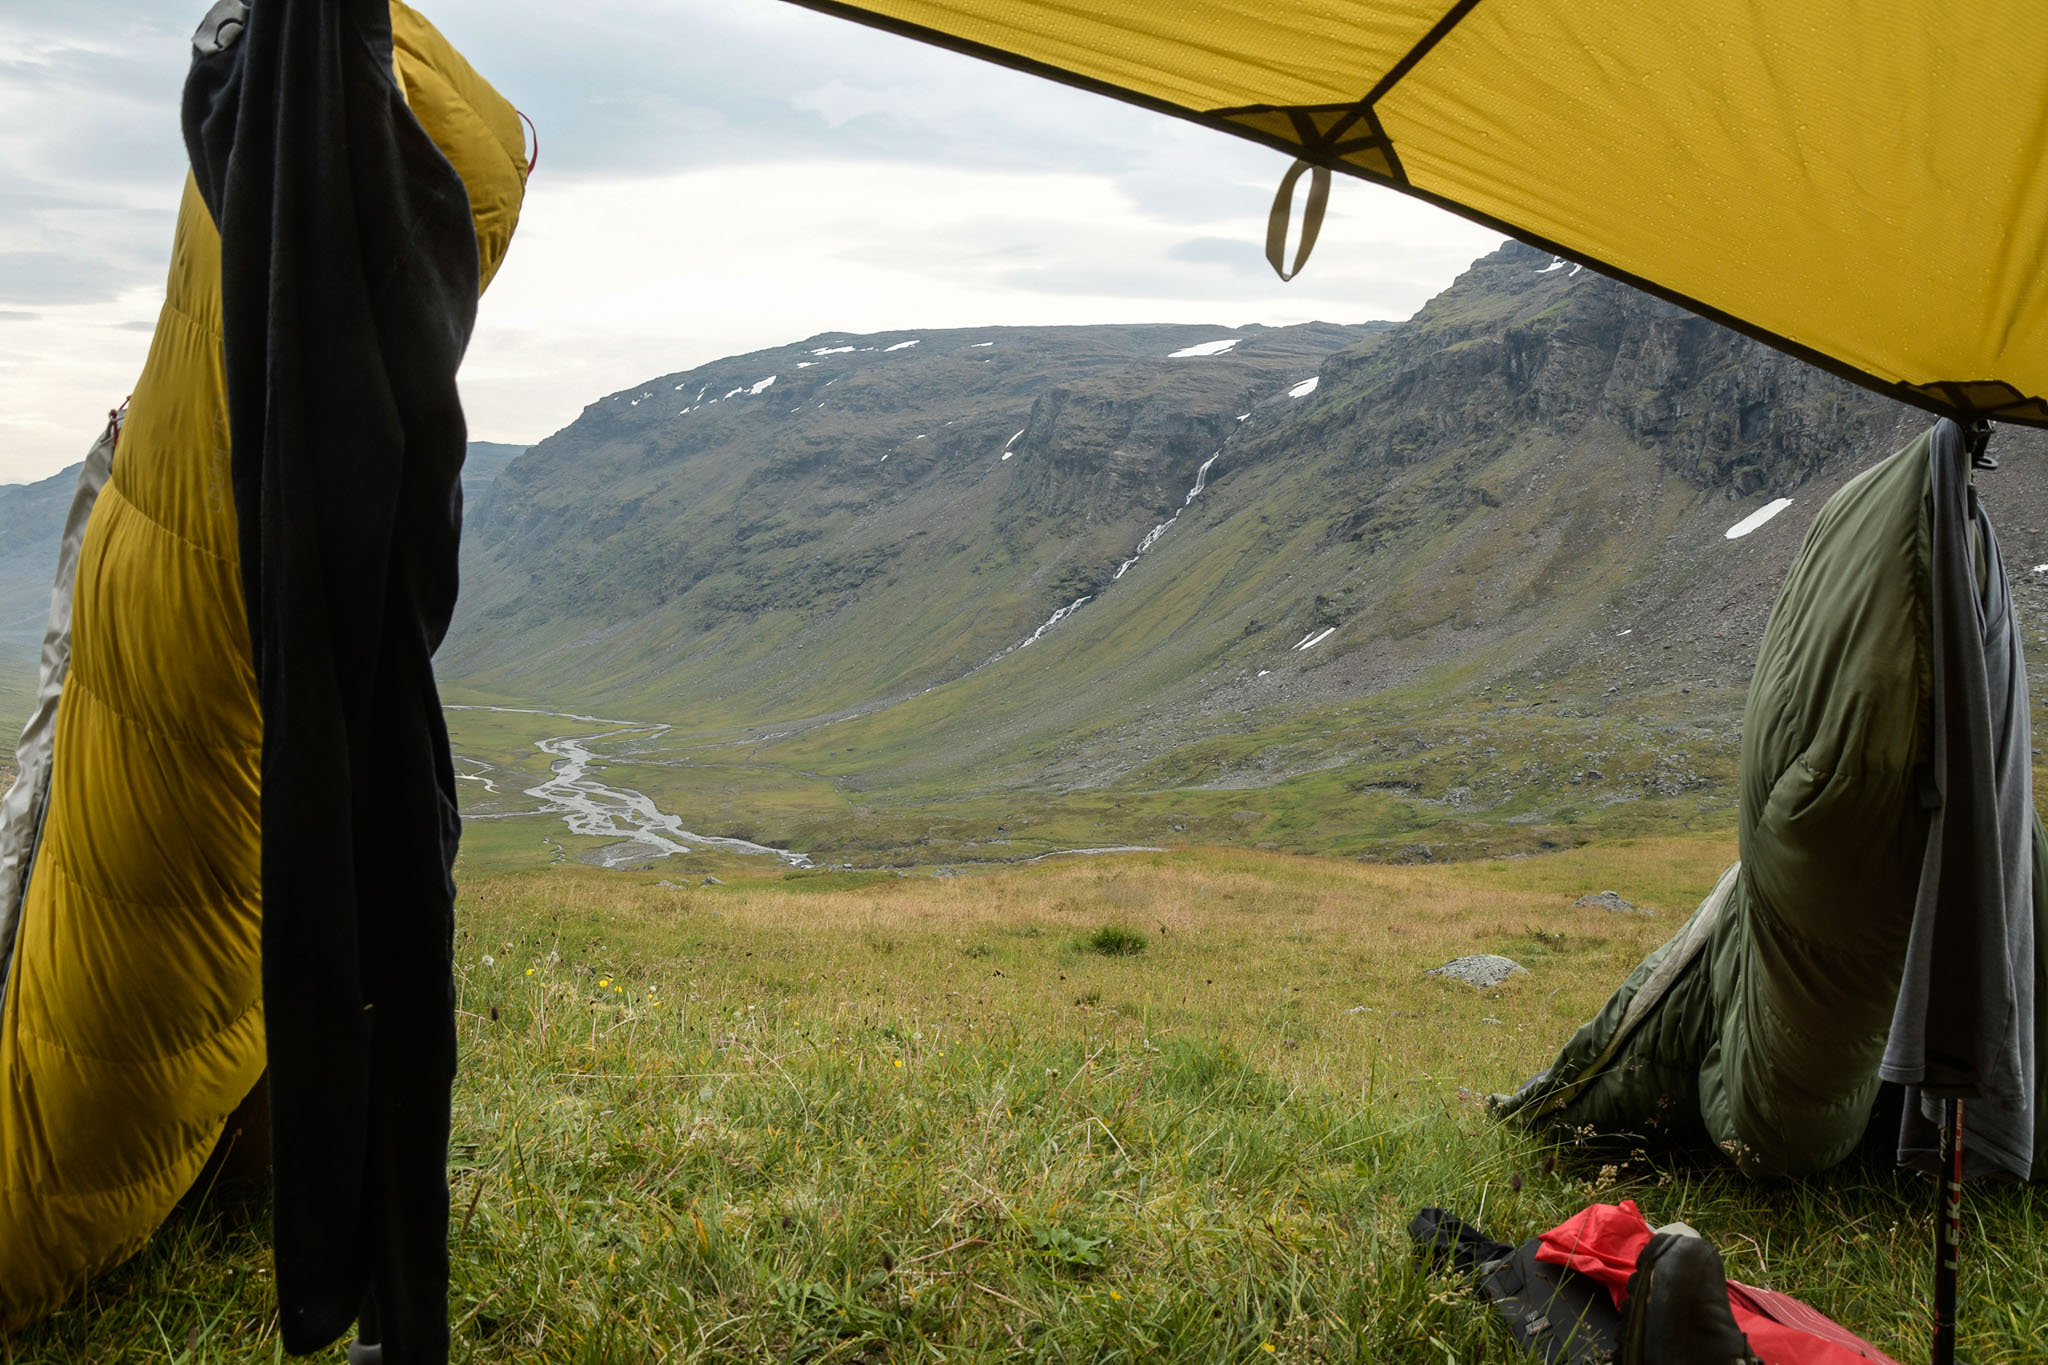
[437, 687, 1747, 878]
[16, 839, 2048, 1362]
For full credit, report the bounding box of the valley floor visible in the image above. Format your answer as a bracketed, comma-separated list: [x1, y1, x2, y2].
[15, 841, 2047, 1362]
[439, 684, 1751, 880]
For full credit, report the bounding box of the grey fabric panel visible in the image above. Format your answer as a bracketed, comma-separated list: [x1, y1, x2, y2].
[0, 414, 116, 1009]
[1881, 422, 2038, 1182]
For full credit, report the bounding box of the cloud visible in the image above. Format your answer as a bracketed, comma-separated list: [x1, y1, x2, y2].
[454, 157, 1498, 448]
[789, 80, 904, 129]
[0, 283, 160, 481]
[0, 251, 144, 305]
[0, 0, 1501, 481]
[418, 0, 1198, 183]
[1166, 237, 1269, 276]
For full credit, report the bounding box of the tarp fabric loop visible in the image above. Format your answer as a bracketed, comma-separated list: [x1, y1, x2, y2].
[1265, 158, 1328, 282]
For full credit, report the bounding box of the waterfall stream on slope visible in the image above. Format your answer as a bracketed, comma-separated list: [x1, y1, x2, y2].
[995, 444, 1228, 662]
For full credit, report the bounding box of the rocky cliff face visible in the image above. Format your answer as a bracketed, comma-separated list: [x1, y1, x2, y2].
[1315, 241, 1912, 497]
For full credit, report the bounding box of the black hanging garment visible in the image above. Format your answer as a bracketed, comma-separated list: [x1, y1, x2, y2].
[182, 0, 480, 1358]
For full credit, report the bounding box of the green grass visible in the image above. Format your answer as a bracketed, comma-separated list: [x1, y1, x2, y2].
[443, 680, 1745, 879]
[1081, 925, 1147, 957]
[0, 649, 37, 773]
[14, 841, 2048, 1362]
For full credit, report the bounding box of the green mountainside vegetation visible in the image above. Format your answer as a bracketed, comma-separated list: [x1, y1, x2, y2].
[438, 242, 2048, 869]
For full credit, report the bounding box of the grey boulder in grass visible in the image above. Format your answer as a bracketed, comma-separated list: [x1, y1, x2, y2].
[1429, 955, 1528, 989]
[1575, 890, 1650, 915]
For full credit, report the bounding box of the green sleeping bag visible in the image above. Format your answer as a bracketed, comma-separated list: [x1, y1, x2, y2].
[1498, 424, 2048, 1179]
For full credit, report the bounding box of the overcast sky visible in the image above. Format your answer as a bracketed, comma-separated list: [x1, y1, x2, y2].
[0, 0, 1504, 484]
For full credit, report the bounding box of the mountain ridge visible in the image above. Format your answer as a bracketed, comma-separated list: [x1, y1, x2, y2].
[434, 240, 2048, 861]
[445, 241, 2048, 744]
[446, 319, 1388, 717]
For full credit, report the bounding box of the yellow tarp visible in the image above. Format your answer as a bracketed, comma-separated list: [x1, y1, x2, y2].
[789, 0, 2048, 424]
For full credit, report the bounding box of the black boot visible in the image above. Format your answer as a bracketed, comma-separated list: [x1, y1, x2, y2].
[1620, 1233, 1762, 1365]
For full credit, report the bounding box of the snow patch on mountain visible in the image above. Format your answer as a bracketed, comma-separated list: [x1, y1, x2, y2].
[1724, 498, 1793, 540]
[1294, 627, 1336, 651]
[1169, 338, 1239, 358]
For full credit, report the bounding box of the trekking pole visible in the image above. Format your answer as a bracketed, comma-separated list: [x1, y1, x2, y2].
[1932, 1098, 1964, 1365]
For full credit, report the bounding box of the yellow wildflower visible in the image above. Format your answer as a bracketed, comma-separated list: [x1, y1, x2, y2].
[1262, 1345, 1276, 1355]
[893, 1059, 904, 1068]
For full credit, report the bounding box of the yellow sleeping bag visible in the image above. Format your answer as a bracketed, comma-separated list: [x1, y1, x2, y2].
[0, 3, 525, 1334]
